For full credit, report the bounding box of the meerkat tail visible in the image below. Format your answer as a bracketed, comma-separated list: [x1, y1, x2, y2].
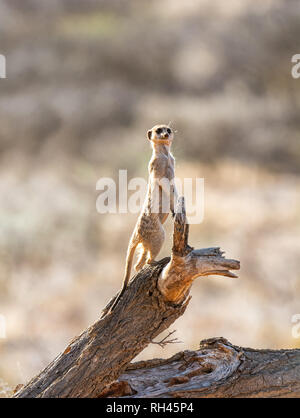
[107, 240, 138, 314]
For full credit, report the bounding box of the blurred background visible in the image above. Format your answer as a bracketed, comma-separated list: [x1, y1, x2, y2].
[1, 0, 300, 396]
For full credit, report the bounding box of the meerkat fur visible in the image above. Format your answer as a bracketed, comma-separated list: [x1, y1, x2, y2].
[104, 124, 178, 315]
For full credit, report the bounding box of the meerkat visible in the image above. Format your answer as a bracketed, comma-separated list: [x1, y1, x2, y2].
[104, 124, 178, 315]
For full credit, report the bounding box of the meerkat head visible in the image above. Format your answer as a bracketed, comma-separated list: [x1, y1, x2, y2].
[147, 124, 174, 145]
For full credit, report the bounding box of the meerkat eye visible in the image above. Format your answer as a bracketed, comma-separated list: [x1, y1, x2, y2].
[156, 128, 162, 135]
[167, 128, 171, 134]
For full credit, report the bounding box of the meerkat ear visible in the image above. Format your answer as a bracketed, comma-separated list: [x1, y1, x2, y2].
[147, 130, 152, 140]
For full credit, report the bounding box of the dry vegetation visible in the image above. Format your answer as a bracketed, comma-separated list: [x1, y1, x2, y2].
[0, 0, 300, 395]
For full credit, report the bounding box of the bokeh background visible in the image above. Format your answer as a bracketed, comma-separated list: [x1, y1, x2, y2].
[1, 0, 300, 396]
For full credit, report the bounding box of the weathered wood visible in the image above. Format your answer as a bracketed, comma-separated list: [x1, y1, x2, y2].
[105, 337, 300, 398]
[172, 196, 192, 257]
[14, 258, 188, 398]
[14, 197, 240, 398]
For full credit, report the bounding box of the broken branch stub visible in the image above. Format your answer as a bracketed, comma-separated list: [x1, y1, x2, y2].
[172, 197, 192, 257]
[158, 197, 240, 303]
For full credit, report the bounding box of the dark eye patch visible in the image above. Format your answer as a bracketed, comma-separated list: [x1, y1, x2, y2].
[156, 128, 162, 134]
[167, 128, 171, 134]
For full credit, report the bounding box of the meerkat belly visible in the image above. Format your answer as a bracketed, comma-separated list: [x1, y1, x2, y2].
[137, 213, 162, 241]
[157, 188, 169, 223]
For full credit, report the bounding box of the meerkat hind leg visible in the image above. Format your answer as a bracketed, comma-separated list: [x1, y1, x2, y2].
[147, 249, 160, 264]
[134, 246, 148, 272]
[147, 230, 165, 265]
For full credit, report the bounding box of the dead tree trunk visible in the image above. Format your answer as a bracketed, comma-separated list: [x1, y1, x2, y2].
[14, 197, 240, 398]
[108, 337, 300, 398]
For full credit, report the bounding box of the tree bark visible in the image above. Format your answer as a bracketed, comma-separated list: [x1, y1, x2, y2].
[14, 197, 240, 398]
[107, 337, 300, 398]
[14, 257, 188, 398]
